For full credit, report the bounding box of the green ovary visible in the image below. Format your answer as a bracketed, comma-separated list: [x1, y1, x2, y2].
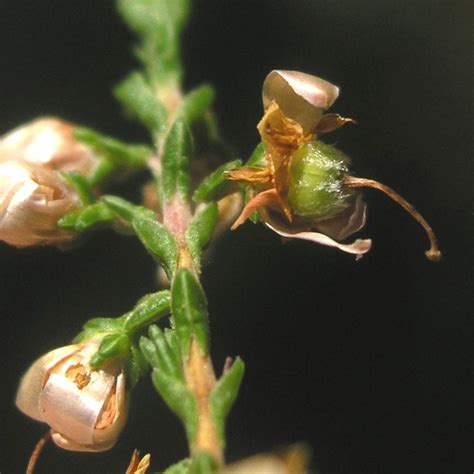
[288, 141, 353, 220]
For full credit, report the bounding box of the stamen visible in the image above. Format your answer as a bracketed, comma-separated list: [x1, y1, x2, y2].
[26, 430, 51, 474]
[343, 176, 441, 262]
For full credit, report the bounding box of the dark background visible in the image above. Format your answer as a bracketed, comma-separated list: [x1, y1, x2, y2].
[0, 1, 472, 473]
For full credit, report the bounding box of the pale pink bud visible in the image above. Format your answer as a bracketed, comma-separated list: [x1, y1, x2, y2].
[262, 70, 340, 132]
[0, 160, 80, 247]
[16, 340, 128, 452]
[0, 117, 95, 174]
[223, 444, 309, 474]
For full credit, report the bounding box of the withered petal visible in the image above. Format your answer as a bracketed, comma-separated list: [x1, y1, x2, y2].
[262, 70, 340, 132]
[15, 344, 82, 422]
[265, 219, 372, 257]
[231, 189, 279, 230]
[313, 195, 367, 241]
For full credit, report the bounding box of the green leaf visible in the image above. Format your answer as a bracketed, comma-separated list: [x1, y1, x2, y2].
[132, 213, 178, 280]
[178, 85, 215, 125]
[74, 203, 115, 230]
[209, 358, 245, 444]
[74, 126, 152, 186]
[114, 71, 168, 140]
[151, 368, 198, 442]
[246, 142, 266, 167]
[102, 195, 155, 224]
[61, 171, 95, 205]
[122, 290, 171, 333]
[128, 342, 149, 387]
[88, 158, 116, 186]
[74, 317, 122, 343]
[164, 328, 182, 369]
[140, 325, 182, 382]
[117, 0, 189, 35]
[116, 0, 190, 86]
[57, 209, 81, 229]
[161, 119, 192, 202]
[163, 458, 192, 474]
[190, 452, 218, 474]
[185, 203, 218, 268]
[58, 202, 115, 231]
[193, 159, 242, 203]
[82, 317, 121, 332]
[75, 127, 152, 167]
[171, 268, 209, 356]
[139, 334, 161, 369]
[90, 333, 131, 368]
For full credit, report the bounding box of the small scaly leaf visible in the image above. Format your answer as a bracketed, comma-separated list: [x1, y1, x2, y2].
[163, 458, 192, 474]
[122, 291, 171, 333]
[116, 0, 190, 86]
[132, 214, 178, 280]
[161, 119, 192, 203]
[193, 159, 242, 203]
[185, 202, 218, 268]
[102, 195, 156, 223]
[171, 268, 209, 356]
[178, 85, 215, 126]
[114, 71, 168, 141]
[209, 358, 245, 444]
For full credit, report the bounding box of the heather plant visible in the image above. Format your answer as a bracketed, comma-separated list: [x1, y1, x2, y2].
[3, 1, 442, 473]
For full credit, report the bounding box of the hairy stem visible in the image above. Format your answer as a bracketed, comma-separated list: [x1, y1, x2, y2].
[184, 340, 222, 463]
[163, 194, 223, 462]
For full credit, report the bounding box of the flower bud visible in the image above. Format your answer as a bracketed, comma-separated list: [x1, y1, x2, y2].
[223, 444, 309, 474]
[16, 340, 128, 452]
[262, 70, 339, 132]
[0, 160, 80, 247]
[0, 117, 95, 174]
[287, 140, 354, 221]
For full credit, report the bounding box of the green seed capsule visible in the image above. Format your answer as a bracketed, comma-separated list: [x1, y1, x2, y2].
[288, 141, 354, 220]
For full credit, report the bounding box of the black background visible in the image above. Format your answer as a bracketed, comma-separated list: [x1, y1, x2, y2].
[0, 1, 472, 473]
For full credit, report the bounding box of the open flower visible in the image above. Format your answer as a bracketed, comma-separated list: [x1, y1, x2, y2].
[16, 340, 128, 452]
[227, 70, 440, 261]
[0, 160, 80, 247]
[227, 70, 370, 257]
[0, 117, 95, 174]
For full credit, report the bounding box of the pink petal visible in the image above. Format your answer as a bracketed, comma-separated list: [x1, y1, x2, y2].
[265, 219, 372, 257]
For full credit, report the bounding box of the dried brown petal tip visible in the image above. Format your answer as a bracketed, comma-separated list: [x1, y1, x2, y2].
[263, 70, 339, 132]
[125, 449, 151, 474]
